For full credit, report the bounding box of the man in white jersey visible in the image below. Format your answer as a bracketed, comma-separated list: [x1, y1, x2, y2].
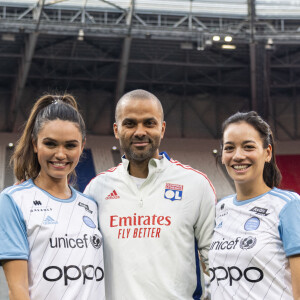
[84, 89, 216, 299]
[209, 188, 300, 299]
[0, 179, 105, 300]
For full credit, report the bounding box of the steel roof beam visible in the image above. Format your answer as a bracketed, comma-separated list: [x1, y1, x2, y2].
[248, 0, 258, 112]
[115, 0, 135, 102]
[7, 0, 45, 132]
[30, 54, 247, 68]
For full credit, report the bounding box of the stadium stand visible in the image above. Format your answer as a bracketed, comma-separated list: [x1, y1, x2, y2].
[86, 136, 117, 173]
[0, 146, 6, 192]
[276, 155, 300, 194]
[276, 140, 300, 194]
[75, 149, 96, 192]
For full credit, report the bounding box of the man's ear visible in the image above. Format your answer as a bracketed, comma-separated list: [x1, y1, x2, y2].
[160, 121, 166, 139]
[113, 123, 119, 139]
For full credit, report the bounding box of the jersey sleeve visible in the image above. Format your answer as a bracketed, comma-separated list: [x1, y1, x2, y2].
[0, 193, 29, 261]
[84, 178, 94, 198]
[278, 195, 300, 257]
[195, 178, 216, 271]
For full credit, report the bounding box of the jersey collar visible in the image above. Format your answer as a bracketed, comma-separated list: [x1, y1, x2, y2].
[121, 151, 171, 174]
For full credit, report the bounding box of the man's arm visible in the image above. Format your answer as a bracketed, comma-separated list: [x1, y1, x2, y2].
[2, 260, 30, 300]
[195, 178, 216, 273]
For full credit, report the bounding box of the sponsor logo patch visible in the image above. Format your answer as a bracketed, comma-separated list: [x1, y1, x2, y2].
[78, 202, 93, 214]
[244, 217, 260, 231]
[33, 200, 42, 205]
[105, 190, 120, 200]
[164, 183, 183, 201]
[31, 201, 52, 213]
[43, 216, 58, 225]
[216, 221, 223, 228]
[90, 234, 102, 249]
[83, 216, 96, 228]
[250, 206, 270, 216]
[240, 236, 257, 249]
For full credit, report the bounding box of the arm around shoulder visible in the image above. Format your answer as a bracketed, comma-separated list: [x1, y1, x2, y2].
[2, 260, 30, 300]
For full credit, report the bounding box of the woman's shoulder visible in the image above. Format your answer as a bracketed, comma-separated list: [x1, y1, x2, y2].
[216, 194, 235, 207]
[269, 187, 300, 203]
[1, 179, 34, 197]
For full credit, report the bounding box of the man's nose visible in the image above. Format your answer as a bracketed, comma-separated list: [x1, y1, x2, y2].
[134, 124, 146, 137]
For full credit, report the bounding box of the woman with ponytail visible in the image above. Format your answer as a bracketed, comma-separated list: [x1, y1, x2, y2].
[209, 111, 300, 299]
[0, 94, 105, 300]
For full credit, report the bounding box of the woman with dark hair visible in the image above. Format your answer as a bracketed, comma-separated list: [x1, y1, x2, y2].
[209, 111, 300, 299]
[0, 94, 105, 300]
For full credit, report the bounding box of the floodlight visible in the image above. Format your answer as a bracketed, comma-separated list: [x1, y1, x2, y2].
[224, 36, 232, 42]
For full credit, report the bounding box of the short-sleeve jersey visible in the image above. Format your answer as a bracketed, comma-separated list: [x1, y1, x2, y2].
[84, 152, 216, 300]
[209, 188, 300, 300]
[0, 179, 105, 300]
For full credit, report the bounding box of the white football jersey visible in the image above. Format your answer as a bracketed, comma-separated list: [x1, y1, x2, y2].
[209, 188, 300, 300]
[84, 152, 216, 300]
[0, 179, 105, 300]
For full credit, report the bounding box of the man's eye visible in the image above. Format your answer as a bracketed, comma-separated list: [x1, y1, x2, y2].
[124, 122, 134, 127]
[145, 121, 156, 126]
[245, 145, 255, 150]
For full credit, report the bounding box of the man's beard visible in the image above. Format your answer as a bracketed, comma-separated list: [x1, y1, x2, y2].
[121, 137, 160, 163]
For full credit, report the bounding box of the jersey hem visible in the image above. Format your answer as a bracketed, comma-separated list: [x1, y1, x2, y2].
[0, 255, 28, 260]
[285, 246, 300, 257]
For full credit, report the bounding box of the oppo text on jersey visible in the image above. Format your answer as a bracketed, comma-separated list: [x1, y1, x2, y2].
[43, 264, 104, 285]
[209, 266, 264, 286]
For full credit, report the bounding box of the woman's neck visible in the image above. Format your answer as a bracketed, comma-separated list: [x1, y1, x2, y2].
[33, 175, 71, 199]
[235, 179, 271, 201]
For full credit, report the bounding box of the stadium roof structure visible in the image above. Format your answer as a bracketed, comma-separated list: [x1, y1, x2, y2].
[0, 0, 299, 140]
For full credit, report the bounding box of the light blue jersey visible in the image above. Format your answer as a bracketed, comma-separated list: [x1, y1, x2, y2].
[209, 188, 300, 299]
[0, 179, 105, 300]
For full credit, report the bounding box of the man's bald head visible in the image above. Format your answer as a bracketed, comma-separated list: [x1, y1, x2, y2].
[115, 89, 164, 124]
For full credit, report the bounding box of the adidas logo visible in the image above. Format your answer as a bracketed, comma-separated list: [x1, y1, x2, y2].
[105, 190, 120, 200]
[43, 216, 58, 225]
